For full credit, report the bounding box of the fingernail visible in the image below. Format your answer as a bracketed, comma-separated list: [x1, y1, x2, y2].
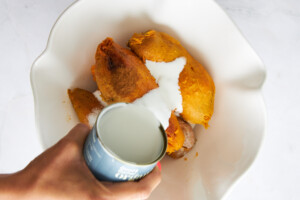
[157, 161, 161, 171]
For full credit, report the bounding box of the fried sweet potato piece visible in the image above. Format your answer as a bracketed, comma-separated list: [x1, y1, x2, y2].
[165, 112, 185, 154]
[68, 88, 104, 128]
[128, 30, 215, 127]
[169, 117, 196, 158]
[70, 37, 186, 154]
[93, 38, 158, 104]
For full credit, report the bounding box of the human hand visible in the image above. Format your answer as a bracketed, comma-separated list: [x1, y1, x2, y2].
[0, 124, 161, 200]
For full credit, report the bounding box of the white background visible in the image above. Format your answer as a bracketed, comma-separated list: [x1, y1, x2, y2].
[0, 0, 299, 199]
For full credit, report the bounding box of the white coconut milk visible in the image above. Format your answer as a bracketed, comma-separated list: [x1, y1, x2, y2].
[134, 57, 186, 129]
[97, 105, 165, 164]
[87, 108, 101, 128]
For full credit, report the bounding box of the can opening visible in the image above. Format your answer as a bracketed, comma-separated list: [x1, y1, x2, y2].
[96, 103, 167, 165]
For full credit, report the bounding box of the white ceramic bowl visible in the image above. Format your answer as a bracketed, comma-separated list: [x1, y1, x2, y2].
[30, 0, 266, 199]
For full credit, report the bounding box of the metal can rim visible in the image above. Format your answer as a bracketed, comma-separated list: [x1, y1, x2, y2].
[94, 102, 167, 167]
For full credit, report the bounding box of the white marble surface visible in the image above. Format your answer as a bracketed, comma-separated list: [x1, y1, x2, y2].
[215, 0, 300, 199]
[0, 0, 299, 199]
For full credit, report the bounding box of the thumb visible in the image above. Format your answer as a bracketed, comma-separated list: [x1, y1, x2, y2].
[64, 123, 90, 148]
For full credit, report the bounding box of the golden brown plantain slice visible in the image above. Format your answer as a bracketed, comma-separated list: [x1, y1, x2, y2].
[128, 30, 215, 127]
[68, 88, 104, 128]
[93, 38, 158, 104]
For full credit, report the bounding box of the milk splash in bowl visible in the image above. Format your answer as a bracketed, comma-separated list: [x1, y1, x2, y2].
[133, 57, 186, 129]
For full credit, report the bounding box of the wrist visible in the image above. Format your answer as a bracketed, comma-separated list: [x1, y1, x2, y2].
[0, 170, 35, 200]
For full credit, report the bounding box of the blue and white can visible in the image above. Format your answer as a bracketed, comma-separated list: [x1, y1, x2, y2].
[83, 103, 167, 182]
